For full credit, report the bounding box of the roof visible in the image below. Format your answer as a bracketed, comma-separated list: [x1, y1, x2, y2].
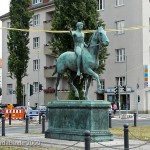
[0, 1, 54, 20]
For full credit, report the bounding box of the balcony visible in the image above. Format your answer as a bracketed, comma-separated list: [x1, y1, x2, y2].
[44, 66, 57, 78]
[44, 45, 55, 56]
[43, 20, 52, 31]
[44, 91, 69, 104]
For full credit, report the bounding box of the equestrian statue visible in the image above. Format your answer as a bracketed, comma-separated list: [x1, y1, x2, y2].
[52, 22, 109, 100]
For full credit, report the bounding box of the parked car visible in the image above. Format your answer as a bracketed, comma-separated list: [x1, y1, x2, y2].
[0, 107, 5, 117]
[39, 105, 47, 115]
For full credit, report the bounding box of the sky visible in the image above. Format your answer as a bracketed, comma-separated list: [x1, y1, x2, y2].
[0, 0, 10, 58]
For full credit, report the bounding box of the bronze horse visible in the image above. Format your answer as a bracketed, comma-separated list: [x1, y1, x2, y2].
[52, 27, 109, 100]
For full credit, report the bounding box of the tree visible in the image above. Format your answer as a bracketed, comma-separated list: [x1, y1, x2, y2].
[51, 0, 109, 99]
[7, 0, 33, 105]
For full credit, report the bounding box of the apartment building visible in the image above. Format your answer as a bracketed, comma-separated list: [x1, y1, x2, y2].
[0, 0, 98, 107]
[1, 0, 150, 113]
[0, 58, 2, 103]
[98, 0, 150, 113]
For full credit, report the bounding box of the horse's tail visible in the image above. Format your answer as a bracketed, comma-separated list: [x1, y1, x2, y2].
[52, 65, 57, 76]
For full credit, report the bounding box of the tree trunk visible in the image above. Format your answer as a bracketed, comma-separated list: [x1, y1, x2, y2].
[16, 76, 23, 105]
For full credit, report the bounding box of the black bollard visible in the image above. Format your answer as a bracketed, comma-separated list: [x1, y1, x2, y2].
[25, 115, 29, 133]
[39, 112, 41, 124]
[9, 113, 11, 125]
[134, 112, 137, 127]
[109, 112, 112, 128]
[2, 114, 5, 136]
[84, 130, 90, 150]
[124, 124, 129, 150]
[42, 114, 45, 133]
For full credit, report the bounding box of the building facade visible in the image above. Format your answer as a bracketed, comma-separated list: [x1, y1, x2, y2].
[1, 0, 150, 113]
[0, 0, 97, 107]
[99, 0, 150, 113]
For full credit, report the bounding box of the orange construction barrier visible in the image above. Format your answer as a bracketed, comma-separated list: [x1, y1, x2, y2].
[4, 108, 25, 120]
[7, 104, 13, 109]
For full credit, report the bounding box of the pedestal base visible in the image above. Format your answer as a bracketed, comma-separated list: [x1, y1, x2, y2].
[45, 100, 113, 142]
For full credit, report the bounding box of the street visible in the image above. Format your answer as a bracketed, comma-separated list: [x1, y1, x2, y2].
[112, 117, 150, 127]
[0, 116, 150, 135]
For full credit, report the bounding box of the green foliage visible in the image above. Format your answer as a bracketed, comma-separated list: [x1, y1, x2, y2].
[68, 77, 85, 100]
[51, 0, 109, 99]
[7, 0, 33, 105]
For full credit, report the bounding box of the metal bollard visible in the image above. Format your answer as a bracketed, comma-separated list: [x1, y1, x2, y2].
[84, 130, 90, 150]
[9, 113, 11, 125]
[39, 112, 41, 124]
[42, 114, 45, 133]
[134, 112, 137, 127]
[109, 112, 112, 128]
[2, 114, 5, 136]
[25, 115, 29, 133]
[124, 124, 129, 150]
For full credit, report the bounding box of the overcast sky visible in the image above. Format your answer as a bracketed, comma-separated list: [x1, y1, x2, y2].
[0, 0, 10, 58]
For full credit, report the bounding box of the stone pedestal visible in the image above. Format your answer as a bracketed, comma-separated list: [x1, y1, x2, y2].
[45, 100, 113, 141]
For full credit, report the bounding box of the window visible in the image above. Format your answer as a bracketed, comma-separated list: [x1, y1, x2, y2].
[115, 0, 124, 6]
[33, 59, 40, 70]
[33, 37, 40, 48]
[32, 0, 42, 5]
[116, 77, 125, 86]
[33, 82, 38, 93]
[115, 20, 125, 34]
[116, 48, 125, 62]
[33, 14, 40, 26]
[97, 0, 105, 10]
[100, 80, 105, 90]
[7, 84, 12, 95]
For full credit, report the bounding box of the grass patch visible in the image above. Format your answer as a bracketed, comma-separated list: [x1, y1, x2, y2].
[110, 126, 150, 141]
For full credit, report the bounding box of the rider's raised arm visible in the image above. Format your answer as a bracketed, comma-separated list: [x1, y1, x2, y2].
[70, 30, 76, 40]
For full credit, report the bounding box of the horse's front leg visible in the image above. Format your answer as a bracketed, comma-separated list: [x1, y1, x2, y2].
[55, 73, 62, 100]
[85, 68, 101, 94]
[84, 76, 92, 100]
[68, 72, 79, 98]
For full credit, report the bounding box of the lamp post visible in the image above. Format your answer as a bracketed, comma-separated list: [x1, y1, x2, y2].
[125, 56, 128, 114]
[11, 89, 13, 104]
[37, 50, 40, 109]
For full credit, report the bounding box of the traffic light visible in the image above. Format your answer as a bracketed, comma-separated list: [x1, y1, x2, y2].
[114, 86, 119, 95]
[138, 95, 140, 102]
[39, 84, 43, 91]
[123, 85, 126, 91]
[30, 84, 33, 96]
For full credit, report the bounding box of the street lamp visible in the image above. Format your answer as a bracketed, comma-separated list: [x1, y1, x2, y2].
[125, 56, 128, 114]
[37, 50, 40, 109]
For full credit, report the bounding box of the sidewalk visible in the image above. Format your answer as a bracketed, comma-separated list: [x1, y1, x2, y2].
[111, 112, 150, 120]
[1, 132, 150, 150]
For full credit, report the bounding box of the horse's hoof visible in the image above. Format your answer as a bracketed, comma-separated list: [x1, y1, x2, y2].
[75, 93, 79, 98]
[55, 96, 59, 101]
[95, 90, 102, 94]
[84, 96, 90, 100]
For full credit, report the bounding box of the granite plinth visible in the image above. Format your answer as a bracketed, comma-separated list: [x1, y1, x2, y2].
[45, 100, 113, 141]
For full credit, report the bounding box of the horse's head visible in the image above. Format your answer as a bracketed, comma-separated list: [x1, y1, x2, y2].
[97, 26, 109, 46]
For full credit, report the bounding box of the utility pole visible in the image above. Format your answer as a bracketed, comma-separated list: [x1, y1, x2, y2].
[136, 83, 139, 116]
[27, 83, 30, 115]
[37, 50, 40, 109]
[126, 56, 128, 115]
[118, 85, 121, 118]
[11, 89, 13, 104]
